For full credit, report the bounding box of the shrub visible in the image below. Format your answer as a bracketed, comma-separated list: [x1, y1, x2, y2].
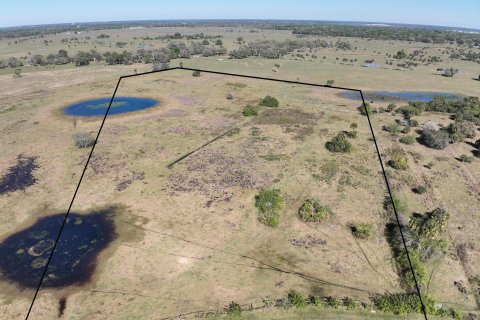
[388, 155, 409, 170]
[298, 198, 332, 222]
[226, 302, 242, 317]
[358, 103, 372, 116]
[326, 132, 352, 153]
[421, 128, 449, 149]
[344, 297, 358, 310]
[399, 135, 416, 145]
[374, 293, 435, 315]
[288, 290, 307, 308]
[383, 123, 402, 135]
[448, 120, 476, 139]
[409, 208, 449, 240]
[459, 154, 473, 163]
[326, 80, 334, 86]
[226, 92, 234, 100]
[242, 104, 258, 116]
[396, 249, 426, 289]
[386, 103, 397, 112]
[475, 139, 480, 149]
[73, 132, 95, 148]
[326, 297, 340, 309]
[346, 130, 357, 138]
[384, 194, 407, 216]
[255, 189, 285, 227]
[396, 105, 422, 118]
[350, 223, 375, 239]
[192, 70, 201, 77]
[259, 95, 279, 108]
[450, 132, 466, 143]
[401, 126, 411, 134]
[409, 119, 419, 127]
[413, 186, 427, 194]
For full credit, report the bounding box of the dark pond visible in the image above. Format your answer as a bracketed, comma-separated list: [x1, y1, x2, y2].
[0, 155, 38, 195]
[0, 209, 116, 288]
[338, 91, 464, 102]
[63, 97, 158, 117]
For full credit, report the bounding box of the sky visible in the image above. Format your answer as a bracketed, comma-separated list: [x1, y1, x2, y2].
[1, 0, 479, 29]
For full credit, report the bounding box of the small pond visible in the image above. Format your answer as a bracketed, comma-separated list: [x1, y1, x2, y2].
[63, 97, 158, 117]
[338, 91, 464, 102]
[0, 209, 116, 288]
[0, 155, 38, 195]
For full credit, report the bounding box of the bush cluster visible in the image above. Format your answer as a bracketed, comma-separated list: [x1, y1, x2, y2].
[388, 155, 409, 170]
[288, 290, 307, 308]
[226, 302, 242, 317]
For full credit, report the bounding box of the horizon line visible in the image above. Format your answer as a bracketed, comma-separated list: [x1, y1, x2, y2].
[1, 18, 479, 32]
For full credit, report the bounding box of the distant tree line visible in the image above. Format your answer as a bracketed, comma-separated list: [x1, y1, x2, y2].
[0, 40, 227, 69]
[276, 24, 480, 46]
[229, 38, 350, 59]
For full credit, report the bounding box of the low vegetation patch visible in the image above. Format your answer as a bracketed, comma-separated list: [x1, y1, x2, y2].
[255, 189, 285, 227]
[298, 198, 332, 222]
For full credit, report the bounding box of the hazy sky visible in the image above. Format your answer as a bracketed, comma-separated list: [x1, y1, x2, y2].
[1, 0, 479, 29]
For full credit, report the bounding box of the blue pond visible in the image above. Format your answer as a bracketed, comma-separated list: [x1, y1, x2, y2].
[64, 97, 158, 116]
[339, 91, 463, 102]
[0, 209, 116, 288]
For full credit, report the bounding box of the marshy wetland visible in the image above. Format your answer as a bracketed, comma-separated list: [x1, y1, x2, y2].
[0, 21, 479, 320]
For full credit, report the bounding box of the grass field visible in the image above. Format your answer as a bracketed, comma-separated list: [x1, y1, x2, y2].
[0, 24, 479, 319]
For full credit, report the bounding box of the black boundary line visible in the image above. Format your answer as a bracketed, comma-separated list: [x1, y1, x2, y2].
[24, 66, 428, 320]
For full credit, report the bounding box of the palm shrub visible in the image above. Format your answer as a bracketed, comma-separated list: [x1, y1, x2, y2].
[326, 297, 340, 309]
[388, 155, 409, 170]
[288, 290, 307, 308]
[226, 302, 242, 317]
[344, 297, 358, 310]
[298, 198, 332, 222]
[255, 189, 285, 227]
[326, 132, 352, 153]
[350, 223, 375, 239]
[242, 104, 258, 116]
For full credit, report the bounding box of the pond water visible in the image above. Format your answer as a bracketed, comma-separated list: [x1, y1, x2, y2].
[63, 97, 158, 117]
[0, 155, 38, 195]
[339, 91, 463, 102]
[362, 63, 382, 68]
[0, 209, 116, 288]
